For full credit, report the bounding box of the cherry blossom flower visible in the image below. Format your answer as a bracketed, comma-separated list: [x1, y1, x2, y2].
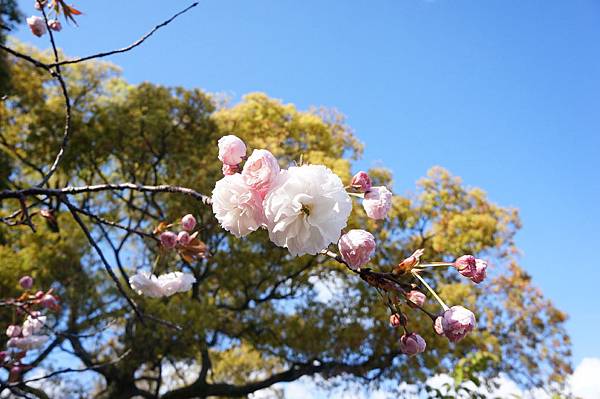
[129, 271, 197, 298]
[212, 173, 265, 238]
[218, 135, 246, 165]
[6, 325, 21, 338]
[19, 276, 33, 290]
[26, 16, 46, 37]
[389, 313, 402, 328]
[7, 335, 48, 351]
[400, 333, 426, 356]
[264, 165, 352, 256]
[242, 149, 280, 197]
[160, 231, 178, 249]
[471, 259, 487, 283]
[222, 164, 238, 176]
[454, 255, 476, 278]
[47, 19, 62, 32]
[362, 186, 392, 220]
[177, 231, 191, 246]
[350, 171, 371, 192]
[338, 229, 376, 270]
[441, 305, 476, 342]
[405, 290, 426, 308]
[22, 313, 46, 337]
[181, 214, 196, 231]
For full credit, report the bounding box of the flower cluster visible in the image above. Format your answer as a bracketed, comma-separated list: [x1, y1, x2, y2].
[155, 214, 207, 262]
[382, 251, 487, 356]
[212, 136, 393, 256]
[130, 214, 204, 298]
[1, 276, 57, 383]
[210, 135, 488, 357]
[129, 271, 196, 298]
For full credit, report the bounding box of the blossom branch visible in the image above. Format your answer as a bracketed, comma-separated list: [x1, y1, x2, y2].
[0, 183, 212, 203]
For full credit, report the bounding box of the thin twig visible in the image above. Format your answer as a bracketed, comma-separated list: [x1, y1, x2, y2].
[62, 197, 145, 323]
[48, 2, 200, 68]
[0, 183, 212, 204]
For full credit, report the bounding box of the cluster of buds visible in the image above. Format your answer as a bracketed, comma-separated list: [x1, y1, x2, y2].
[348, 171, 393, 220]
[26, 0, 74, 38]
[154, 214, 207, 263]
[336, 223, 486, 356]
[1, 276, 58, 382]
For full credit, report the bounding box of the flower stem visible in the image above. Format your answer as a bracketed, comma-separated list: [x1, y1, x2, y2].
[412, 270, 449, 311]
[418, 262, 455, 268]
[347, 192, 364, 198]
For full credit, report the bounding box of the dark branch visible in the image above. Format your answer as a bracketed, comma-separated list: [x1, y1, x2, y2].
[48, 3, 199, 68]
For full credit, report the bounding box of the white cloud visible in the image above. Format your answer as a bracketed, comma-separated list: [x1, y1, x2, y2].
[570, 357, 600, 399]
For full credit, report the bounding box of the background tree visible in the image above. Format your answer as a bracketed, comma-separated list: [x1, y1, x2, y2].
[0, 40, 572, 398]
[0, 0, 21, 92]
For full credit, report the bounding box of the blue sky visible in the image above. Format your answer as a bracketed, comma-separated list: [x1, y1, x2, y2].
[12, 0, 600, 369]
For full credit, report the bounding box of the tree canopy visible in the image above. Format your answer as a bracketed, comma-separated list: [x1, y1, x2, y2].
[0, 42, 572, 398]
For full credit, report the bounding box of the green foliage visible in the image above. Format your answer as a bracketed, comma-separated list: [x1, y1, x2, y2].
[0, 42, 573, 398]
[0, 0, 22, 92]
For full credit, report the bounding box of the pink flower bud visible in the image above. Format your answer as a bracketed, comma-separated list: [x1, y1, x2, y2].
[160, 231, 178, 249]
[47, 19, 62, 32]
[181, 214, 196, 231]
[441, 305, 476, 342]
[338, 229, 376, 270]
[40, 293, 58, 310]
[222, 164, 238, 176]
[34, 290, 44, 299]
[6, 325, 21, 338]
[405, 290, 426, 308]
[242, 149, 280, 197]
[350, 171, 371, 192]
[19, 276, 34, 290]
[362, 186, 393, 220]
[34, 0, 47, 10]
[0, 351, 7, 364]
[400, 333, 426, 356]
[433, 315, 445, 336]
[454, 255, 476, 278]
[177, 231, 191, 246]
[471, 259, 487, 283]
[389, 313, 402, 328]
[218, 135, 246, 166]
[27, 16, 47, 37]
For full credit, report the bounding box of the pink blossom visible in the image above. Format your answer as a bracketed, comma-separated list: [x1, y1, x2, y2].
[177, 231, 191, 246]
[218, 135, 246, 166]
[242, 149, 280, 197]
[454, 255, 476, 278]
[34, 291, 44, 299]
[181, 214, 196, 231]
[212, 173, 266, 238]
[362, 186, 393, 220]
[350, 171, 371, 192]
[441, 305, 477, 342]
[338, 229, 376, 270]
[471, 259, 487, 283]
[222, 164, 238, 176]
[389, 313, 402, 328]
[9, 366, 21, 382]
[47, 19, 62, 32]
[7, 336, 48, 351]
[34, 0, 47, 10]
[400, 333, 426, 356]
[405, 290, 426, 308]
[6, 325, 21, 338]
[19, 276, 34, 290]
[26, 16, 46, 37]
[160, 231, 178, 249]
[40, 293, 58, 310]
[0, 351, 7, 363]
